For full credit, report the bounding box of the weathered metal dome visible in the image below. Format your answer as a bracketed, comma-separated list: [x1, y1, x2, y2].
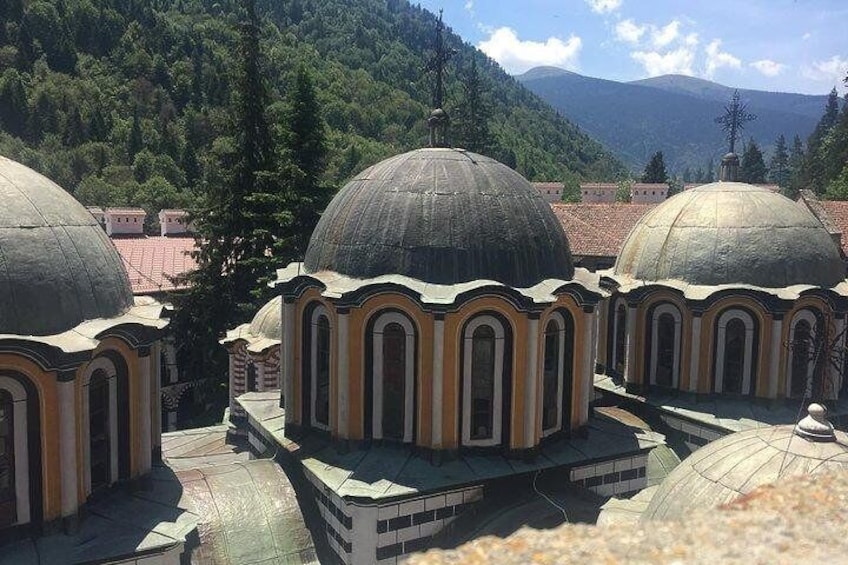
[614, 182, 845, 288]
[642, 409, 848, 522]
[304, 148, 574, 287]
[0, 155, 134, 336]
[248, 296, 282, 341]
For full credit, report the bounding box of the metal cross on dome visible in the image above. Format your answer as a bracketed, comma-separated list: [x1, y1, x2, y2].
[715, 89, 757, 154]
[425, 9, 456, 110]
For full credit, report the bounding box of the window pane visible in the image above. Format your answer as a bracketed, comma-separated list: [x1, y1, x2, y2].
[791, 320, 811, 397]
[723, 318, 746, 394]
[615, 305, 626, 373]
[89, 371, 110, 490]
[382, 323, 406, 440]
[543, 322, 559, 430]
[0, 390, 14, 526]
[656, 313, 675, 387]
[316, 316, 331, 425]
[471, 325, 496, 440]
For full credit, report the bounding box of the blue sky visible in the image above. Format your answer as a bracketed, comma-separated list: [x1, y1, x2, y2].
[415, 0, 848, 95]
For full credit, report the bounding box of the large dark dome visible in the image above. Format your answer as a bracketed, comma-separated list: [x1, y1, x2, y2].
[304, 148, 574, 287]
[0, 155, 134, 336]
[614, 182, 845, 288]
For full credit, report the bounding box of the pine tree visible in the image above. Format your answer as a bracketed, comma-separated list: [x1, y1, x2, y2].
[768, 134, 790, 188]
[641, 151, 668, 183]
[787, 134, 805, 197]
[128, 107, 143, 160]
[455, 58, 491, 155]
[0, 69, 29, 139]
[740, 139, 767, 183]
[286, 64, 330, 260]
[804, 88, 841, 193]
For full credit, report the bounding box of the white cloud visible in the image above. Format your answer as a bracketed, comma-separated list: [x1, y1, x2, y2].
[631, 47, 695, 76]
[478, 27, 582, 74]
[704, 39, 741, 78]
[464, 0, 473, 12]
[684, 33, 699, 47]
[651, 20, 680, 48]
[586, 0, 622, 14]
[615, 19, 646, 44]
[802, 55, 848, 92]
[802, 32, 812, 41]
[750, 59, 786, 77]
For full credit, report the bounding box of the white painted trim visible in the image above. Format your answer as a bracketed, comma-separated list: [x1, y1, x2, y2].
[310, 305, 331, 431]
[282, 301, 296, 424]
[786, 309, 819, 398]
[579, 310, 596, 426]
[228, 352, 237, 412]
[688, 316, 702, 393]
[138, 352, 152, 474]
[649, 303, 682, 388]
[541, 314, 566, 437]
[338, 312, 349, 438]
[624, 306, 638, 385]
[0, 377, 30, 525]
[610, 299, 627, 373]
[768, 318, 783, 399]
[462, 316, 505, 447]
[432, 319, 445, 447]
[371, 312, 415, 443]
[82, 356, 119, 495]
[714, 309, 755, 394]
[524, 318, 539, 446]
[58, 378, 78, 517]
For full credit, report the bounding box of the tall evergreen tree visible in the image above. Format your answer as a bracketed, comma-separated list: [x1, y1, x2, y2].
[127, 107, 143, 160]
[768, 134, 790, 188]
[455, 58, 491, 155]
[787, 134, 805, 197]
[641, 151, 668, 183]
[740, 139, 767, 183]
[803, 88, 841, 193]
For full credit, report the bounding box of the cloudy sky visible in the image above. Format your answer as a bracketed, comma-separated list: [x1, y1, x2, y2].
[415, 0, 848, 95]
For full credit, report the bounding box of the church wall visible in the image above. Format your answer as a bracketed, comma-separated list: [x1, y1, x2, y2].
[780, 296, 837, 398]
[634, 291, 691, 391]
[292, 289, 333, 427]
[0, 355, 61, 523]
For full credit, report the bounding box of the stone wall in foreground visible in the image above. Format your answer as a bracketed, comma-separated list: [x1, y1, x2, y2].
[410, 471, 848, 564]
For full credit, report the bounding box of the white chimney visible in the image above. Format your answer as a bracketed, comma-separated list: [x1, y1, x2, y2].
[158, 209, 190, 236]
[105, 208, 146, 236]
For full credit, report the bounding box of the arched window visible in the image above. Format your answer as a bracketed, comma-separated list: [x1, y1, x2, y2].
[462, 315, 508, 447]
[246, 362, 257, 393]
[612, 301, 627, 375]
[714, 309, 757, 395]
[89, 370, 111, 491]
[370, 312, 416, 443]
[542, 311, 573, 436]
[788, 310, 820, 398]
[311, 306, 332, 430]
[649, 304, 682, 388]
[0, 390, 15, 527]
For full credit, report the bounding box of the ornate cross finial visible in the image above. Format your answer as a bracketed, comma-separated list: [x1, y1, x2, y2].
[714, 90, 756, 154]
[426, 10, 455, 110]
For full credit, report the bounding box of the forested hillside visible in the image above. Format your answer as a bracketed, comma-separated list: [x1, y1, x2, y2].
[0, 0, 622, 220]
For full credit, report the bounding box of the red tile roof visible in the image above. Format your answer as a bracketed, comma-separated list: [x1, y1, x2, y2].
[111, 236, 197, 295]
[821, 201, 848, 255]
[551, 202, 656, 258]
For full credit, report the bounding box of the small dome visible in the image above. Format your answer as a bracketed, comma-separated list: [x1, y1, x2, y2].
[614, 182, 845, 288]
[304, 148, 574, 287]
[0, 155, 133, 336]
[248, 296, 282, 341]
[642, 418, 848, 521]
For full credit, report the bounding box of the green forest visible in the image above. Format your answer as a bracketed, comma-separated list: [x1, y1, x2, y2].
[0, 0, 624, 229]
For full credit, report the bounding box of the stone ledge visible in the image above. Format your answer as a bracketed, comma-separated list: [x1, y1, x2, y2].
[410, 471, 848, 564]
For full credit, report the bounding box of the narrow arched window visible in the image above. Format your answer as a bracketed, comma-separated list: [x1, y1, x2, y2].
[470, 325, 496, 440]
[791, 320, 812, 398]
[369, 312, 416, 443]
[0, 390, 15, 527]
[656, 313, 676, 387]
[246, 362, 257, 393]
[462, 315, 508, 447]
[614, 303, 627, 374]
[542, 320, 560, 432]
[89, 370, 111, 491]
[313, 314, 331, 428]
[722, 318, 746, 393]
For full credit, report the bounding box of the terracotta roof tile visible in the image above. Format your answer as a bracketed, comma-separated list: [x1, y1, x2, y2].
[551, 202, 656, 258]
[111, 236, 197, 295]
[821, 201, 848, 255]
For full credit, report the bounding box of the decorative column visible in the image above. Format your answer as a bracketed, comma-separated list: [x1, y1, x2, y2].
[281, 299, 296, 420]
[137, 346, 152, 474]
[57, 371, 78, 522]
[431, 314, 445, 448]
[688, 314, 702, 393]
[256, 361, 266, 393]
[228, 351, 237, 417]
[768, 315, 784, 399]
[579, 306, 596, 426]
[151, 342, 162, 463]
[337, 308, 350, 439]
[624, 305, 638, 388]
[524, 315, 540, 449]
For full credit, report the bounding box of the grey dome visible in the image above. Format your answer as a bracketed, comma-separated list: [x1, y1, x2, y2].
[614, 182, 845, 288]
[304, 148, 574, 287]
[642, 424, 848, 522]
[0, 155, 133, 336]
[249, 296, 282, 340]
